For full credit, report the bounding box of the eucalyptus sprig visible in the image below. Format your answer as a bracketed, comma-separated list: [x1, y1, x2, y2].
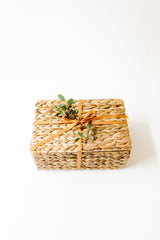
[75, 120, 94, 141]
[54, 94, 95, 141]
[54, 94, 78, 120]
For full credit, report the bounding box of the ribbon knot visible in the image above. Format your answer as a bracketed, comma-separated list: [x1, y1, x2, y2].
[30, 99, 127, 169]
[79, 110, 96, 124]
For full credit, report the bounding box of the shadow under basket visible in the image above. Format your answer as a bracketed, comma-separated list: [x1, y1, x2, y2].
[30, 99, 132, 170]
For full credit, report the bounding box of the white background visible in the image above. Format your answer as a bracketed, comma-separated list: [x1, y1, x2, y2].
[1, 1, 160, 240]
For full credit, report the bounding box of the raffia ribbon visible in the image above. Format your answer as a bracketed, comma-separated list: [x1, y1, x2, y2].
[30, 99, 127, 169]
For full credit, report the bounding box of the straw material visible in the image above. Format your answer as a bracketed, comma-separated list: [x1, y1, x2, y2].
[30, 99, 131, 169]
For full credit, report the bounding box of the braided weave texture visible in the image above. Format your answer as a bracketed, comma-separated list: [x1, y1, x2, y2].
[30, 99, 131, 169]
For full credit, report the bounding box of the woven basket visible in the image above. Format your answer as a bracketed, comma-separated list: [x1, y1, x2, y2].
[30, 99, 131, 169]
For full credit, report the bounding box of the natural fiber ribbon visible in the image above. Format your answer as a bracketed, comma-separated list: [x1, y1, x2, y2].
[30, 100, 127, 169]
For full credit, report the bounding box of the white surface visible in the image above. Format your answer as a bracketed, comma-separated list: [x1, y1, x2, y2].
[0, 1, 160, 240]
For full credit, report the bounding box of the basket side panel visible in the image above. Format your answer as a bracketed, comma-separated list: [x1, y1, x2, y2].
[32, 150, 130, 170]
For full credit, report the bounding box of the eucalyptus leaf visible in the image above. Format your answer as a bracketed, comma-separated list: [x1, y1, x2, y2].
[88, 130, 92, 135]
[59, 103, 66, 110]
[80, 125, 85, 130]
[90, 135, 94, 140]
[56, 112, 62, 117]
[78, 132, 83, 137]
[68, 98, 73, 106]
[58, 94, 65, 102]
[87, 120, 91, 129]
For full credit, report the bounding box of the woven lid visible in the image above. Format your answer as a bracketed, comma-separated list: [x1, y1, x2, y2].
[30, 99, 131, 153]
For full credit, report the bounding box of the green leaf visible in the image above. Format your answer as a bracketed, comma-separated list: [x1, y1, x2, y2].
[54, 105, 58, 110]
[88, 130, 92, 135]
[78, 132, 83, 137]
[68, 98, 73, 106]
[87, 120, 91, 129]
[55, 112, 62, 117]
[90, 135, 94, 140]
[59, 103, 66, 110]
[61, 110, 65, 115]
[75, 137, 80, 142]
[72, 110, 77, 115]
[58, 94, 65, 102]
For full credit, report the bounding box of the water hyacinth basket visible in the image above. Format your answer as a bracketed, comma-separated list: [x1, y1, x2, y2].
[30, 99, 131, 170]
